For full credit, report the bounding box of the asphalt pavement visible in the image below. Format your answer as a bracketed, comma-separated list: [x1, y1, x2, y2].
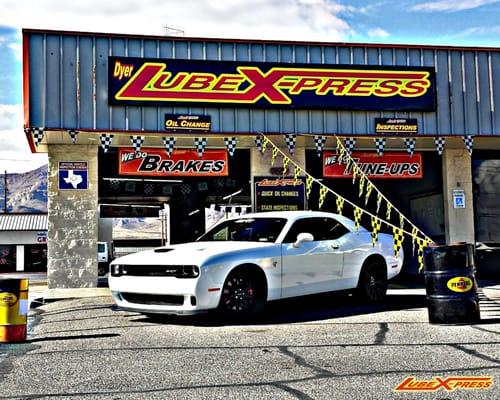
[0, 279, 499, 399]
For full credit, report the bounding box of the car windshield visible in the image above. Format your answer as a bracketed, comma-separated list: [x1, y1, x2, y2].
[197, 217, 287, 243]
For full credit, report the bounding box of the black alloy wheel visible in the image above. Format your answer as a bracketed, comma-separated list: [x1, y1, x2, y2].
[220, 273, 264, 315]
[357, 262, 388, 302]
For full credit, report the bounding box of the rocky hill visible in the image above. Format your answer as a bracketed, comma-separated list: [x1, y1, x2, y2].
[0, 165, 48, 213]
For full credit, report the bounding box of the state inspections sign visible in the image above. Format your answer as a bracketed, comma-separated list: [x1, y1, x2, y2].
[323, 152, 423, 179]
[255, 177, 306, 212]
[58, 161, 88, 190]
[118, 148, 228, 177]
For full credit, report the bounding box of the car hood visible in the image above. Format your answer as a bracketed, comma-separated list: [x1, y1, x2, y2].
[112, 241, 275, 266]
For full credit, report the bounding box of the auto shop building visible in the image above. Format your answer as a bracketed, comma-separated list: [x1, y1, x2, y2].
[22, 29, 499, 291]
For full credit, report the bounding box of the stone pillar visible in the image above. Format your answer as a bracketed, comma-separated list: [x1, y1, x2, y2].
[442, 148, 475, 244]
[15, 245, 24, 272]
[47, 145, 98, 289]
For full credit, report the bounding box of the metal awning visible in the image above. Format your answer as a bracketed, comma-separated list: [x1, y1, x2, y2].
[0, 214, 47, 231]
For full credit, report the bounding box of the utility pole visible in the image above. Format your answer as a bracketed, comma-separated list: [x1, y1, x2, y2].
[3, 170, 7, 213]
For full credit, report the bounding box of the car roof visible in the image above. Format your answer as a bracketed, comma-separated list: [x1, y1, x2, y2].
[229, 211, 361, 232]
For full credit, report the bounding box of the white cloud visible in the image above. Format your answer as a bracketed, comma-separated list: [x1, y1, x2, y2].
[0, 104, 47, 173]
[463, 25, 500, 35]
[412, 0, 499, 12]
[0, 0, 353, 42]
[367, 28, 390, 38]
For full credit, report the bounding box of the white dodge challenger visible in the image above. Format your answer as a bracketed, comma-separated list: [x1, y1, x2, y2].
[109, 211, 403, 315]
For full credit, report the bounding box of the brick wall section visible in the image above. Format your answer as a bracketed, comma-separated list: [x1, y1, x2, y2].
[47, 145, 98, 289]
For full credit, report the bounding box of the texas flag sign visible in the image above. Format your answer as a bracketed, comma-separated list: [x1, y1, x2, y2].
[58, 161, 88, 190]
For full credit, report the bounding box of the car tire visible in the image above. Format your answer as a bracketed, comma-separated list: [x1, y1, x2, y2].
[219, 270, 265, 316]
[98, 263, 108, 276]
[356, 260, 388, 302]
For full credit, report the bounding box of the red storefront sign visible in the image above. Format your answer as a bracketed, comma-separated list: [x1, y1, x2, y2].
[323, 151, 423, 179]
[118, 148, 228, 177]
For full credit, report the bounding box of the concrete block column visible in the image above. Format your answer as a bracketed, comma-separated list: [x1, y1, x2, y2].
[47, 145, 98, 289]
[442, 148, 475, 244]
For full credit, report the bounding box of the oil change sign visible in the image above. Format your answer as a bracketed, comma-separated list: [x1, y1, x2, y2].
[118, 148, 228, 177]
[255, 178, 305, 212]
[323, 152, 422, 179]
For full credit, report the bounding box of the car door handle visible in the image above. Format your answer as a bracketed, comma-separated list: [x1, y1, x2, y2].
[331, 244, 340, 250]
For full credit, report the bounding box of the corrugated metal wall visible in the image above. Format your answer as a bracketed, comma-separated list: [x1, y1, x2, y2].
[26, 30, 499, 136]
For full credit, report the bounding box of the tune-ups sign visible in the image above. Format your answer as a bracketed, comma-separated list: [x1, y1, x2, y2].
[323, 152, 422, 179]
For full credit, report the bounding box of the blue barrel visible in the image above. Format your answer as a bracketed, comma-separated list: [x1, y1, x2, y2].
[423, 243, 480, 324]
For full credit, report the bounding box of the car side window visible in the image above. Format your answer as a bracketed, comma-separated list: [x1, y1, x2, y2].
[283, 217, 349, 243]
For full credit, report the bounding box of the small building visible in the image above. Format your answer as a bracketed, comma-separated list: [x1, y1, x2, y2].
[0, 213, 47, 272]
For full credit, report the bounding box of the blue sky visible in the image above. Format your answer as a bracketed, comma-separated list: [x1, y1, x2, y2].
[0, 0, 499, 172]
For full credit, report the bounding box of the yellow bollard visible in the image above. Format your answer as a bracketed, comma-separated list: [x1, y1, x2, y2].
[0, 279, 29, 343]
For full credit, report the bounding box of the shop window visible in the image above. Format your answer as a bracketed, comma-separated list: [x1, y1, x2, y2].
[25, 245, 47, 272]
[473, 158, 500, 242]
[0, 245, 16, 272]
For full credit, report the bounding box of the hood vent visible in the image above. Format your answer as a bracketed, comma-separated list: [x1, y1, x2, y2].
[154, 248, 174, 253]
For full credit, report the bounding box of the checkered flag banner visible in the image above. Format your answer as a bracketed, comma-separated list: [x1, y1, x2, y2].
[224, 137, 238, 157]
[344, 138, 356, 155]
[404, 138, 416, 156]
[109, 179, 120, 191]
[306, 175, 314, 199]
[434, 136, 446, 155]
[392, 226, 404, 257]
[462, 134, 474, 155]
[314, 135, 327, 157]
[163, 137, 176, 157]
[67, 129, 78, 144]
[336, 196, 345, 215]
[284, 133, 297, 154]
[144, 184, 154, 196]
[374, 138, 386, 156]
[255, 135, 263, 152]
[371, 216, 382, 247]
[180, 184, 191, 195]
[32, 127, 45, 146]
[354, 207, 363, 232]
[318, 185, 328, 209]
[194, 137, 208, 158]
[100, 134, 114, 153]
[130, 135, 145, 153]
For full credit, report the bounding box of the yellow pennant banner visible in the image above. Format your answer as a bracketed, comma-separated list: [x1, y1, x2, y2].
[306, 175, 314, 199]
[271, 147, 279, 166]
[354, 207, 363, 232]
[336, 196, 345, 215]
[365, 182, 373, 205]
[282, 156, 290, 176]
[392, 226, 405, 257]
[371, 216, 382, 246]
[318, 185, 329, 209]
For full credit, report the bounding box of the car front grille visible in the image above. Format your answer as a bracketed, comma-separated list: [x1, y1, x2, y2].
[118, 265, 199, 278]
[120, 292, 184, 306]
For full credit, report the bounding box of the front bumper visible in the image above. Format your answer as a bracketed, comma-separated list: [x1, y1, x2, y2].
[109, 274, 222, 314]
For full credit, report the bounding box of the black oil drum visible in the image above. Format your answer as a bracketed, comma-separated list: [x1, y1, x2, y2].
[423, 243, 480, 324]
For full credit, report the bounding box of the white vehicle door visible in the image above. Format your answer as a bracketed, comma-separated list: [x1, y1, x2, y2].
[281, 217, 350, 298]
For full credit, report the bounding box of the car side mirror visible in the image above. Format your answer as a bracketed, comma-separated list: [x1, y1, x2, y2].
[294, 232, 314, 248]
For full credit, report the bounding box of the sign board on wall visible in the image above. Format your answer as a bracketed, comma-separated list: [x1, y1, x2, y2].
[109, 57, 436, 111]
[36, 232, 47, 243]
[118, 148, 228, 177]
[58, 161, 88, 190]
[164, 114, 211, 132]
[323, 152, 423, 179]
[453, 189, 466, 208]
[375, 118, 418, 135]
[254, 177, 306, 212]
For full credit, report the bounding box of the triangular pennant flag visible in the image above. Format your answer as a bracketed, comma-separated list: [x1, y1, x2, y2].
[399, 214, 405, 230]
[162, 137, 176, 157]
[358, 175, 366, 197]
[306, 175, 314, 199]
[338, 146, 346, 165]
[284, 133, 297, 154]
[376, 193, 382, 214]
[365, 182, 373, 205]
[68, 129, 78, 144]
[262, 136, 269, 154]
[404, 138, 416, 156]
[314, 135, 327, 157]
[434, 136, 446, 155]
[386, 203, 392, 221]
[100, 134, 114, 153]
[344, 138, 356, 155]
[392, 226, 404, 257]
[194, 137, 208, 158]
[293, 165, 301, 184]
[318, 185, 328, 209]
[223, 137, 238, 157]
[354, 207, 363, 232]
[374, 138, 386, 156]
[352, 164, 358, 183]
[336, 196, 345, 215]
[282, 155, 290, 176]
[271, 147, 279, 166]
[417, 237, 426, 273]
[411, 227, 418, 255]
[32, 127, 45, 146]
[462, 134, 474, 155]
[371, 216, 382, 246]
[130, 135, 145, 153]
[255, 135, 263, 152]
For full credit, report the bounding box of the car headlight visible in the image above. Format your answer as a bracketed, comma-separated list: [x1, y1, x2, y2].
[111, 264, 122, 277]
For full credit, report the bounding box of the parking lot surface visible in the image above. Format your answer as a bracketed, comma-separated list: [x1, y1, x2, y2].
[0, 285, 499, 400]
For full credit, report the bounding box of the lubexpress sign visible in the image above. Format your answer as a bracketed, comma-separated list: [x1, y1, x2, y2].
[109, 57, 436, 111]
